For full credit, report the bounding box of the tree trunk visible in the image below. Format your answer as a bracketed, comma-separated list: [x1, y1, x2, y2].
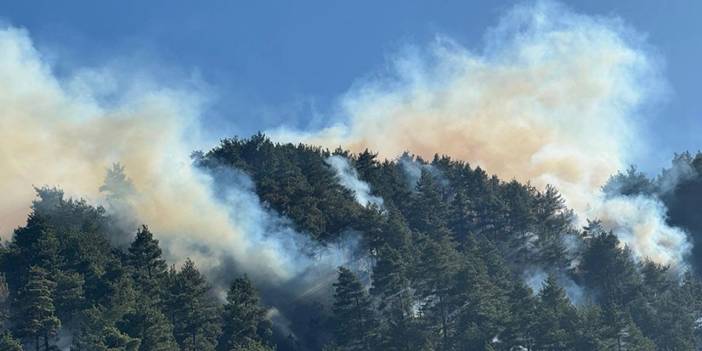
[192, 330, 197, 350]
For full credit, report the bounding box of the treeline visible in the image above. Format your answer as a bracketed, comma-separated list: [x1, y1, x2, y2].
[0, 188, 273, 351]
[200, 135, 702, 350]
[0, 134, 701, 350]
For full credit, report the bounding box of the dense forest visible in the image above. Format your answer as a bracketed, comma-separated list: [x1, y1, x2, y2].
[2, 134, 702, 351]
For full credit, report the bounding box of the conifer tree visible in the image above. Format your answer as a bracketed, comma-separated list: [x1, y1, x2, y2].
[128, 225, 168, 304]
[0, 332, 22, 351]
[414, 234, 460, 350]
[16, 266, 61, 351]
[73, 306, 140, 351]
[533, 275, 577, 350]
[217, 276, 271, 351]
[0, 274, 10, 329]
[354, 149, 380, 184]
[371, 245, 421, 351]
[501, 283, 538, 351]
[9, 216, 60, 289]
[579, 231, 640, 307]
[54, 270, 85, 321]
[449, 189, 475, 244]
[452, 254, 508, 351]
[121, 303, 179, 351]
[408, 170, 449, 235]
[332, 267, 377, 351]
[0, 275, 21, 351]
[573, 305, 606, 351]
[166, 259, 220, 351]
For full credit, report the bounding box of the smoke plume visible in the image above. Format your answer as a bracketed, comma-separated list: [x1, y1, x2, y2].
[0, 25, 355, 322]
[325, 155, 384, 207]
[270, 1, 690, 268]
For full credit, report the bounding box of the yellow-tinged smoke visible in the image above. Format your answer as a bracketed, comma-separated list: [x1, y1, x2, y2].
[0, 1, 691, 272]
[0, 27, 351, 284]
[270, 2, 690, 267]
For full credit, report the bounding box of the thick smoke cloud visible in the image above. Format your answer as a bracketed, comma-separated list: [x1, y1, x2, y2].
[591, 195, 690, 267]
[0, 25, 355, 326]
[270, 1, 690, 268]
[325, 155, 384, 207]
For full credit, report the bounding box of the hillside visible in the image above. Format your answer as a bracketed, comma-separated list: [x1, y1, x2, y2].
[1, 134, 701, 351]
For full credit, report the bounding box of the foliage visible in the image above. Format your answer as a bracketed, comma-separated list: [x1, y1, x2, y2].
[1, 134, 701, 350]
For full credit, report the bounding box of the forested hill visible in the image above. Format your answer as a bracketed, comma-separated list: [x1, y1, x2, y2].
[2, 133, 702, 351]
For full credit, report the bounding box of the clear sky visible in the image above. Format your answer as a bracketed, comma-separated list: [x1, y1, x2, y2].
[1, 0, 700, 172]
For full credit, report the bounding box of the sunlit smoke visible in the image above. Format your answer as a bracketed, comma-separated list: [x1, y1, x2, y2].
[591, 195, 690, 267]
[325, 155, 384, 207]
[0, 25, 355, 312]
[269, 1, 689, 268]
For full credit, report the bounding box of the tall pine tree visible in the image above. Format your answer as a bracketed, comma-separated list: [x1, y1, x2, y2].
[128, 225, 168, 305]
[332, 267, 377, 351]
[166, 259, 220, 351]
[16, 266, 61, 351]
[217, 276, 271, 351]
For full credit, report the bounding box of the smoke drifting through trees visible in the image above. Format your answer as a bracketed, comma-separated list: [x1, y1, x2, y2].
[603, 154, 702, 276]
[270, 1, 690, 268]
[0, 25, 361, 338]
[325, 156, 384, 208]
[1, 1, 702, 349]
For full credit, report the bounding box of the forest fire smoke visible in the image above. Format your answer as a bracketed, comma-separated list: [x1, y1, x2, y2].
[271, 1, 690, 268]
[0, 27, 353, 291]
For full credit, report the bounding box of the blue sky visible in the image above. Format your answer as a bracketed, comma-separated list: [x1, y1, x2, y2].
[2, 0, 700, 171]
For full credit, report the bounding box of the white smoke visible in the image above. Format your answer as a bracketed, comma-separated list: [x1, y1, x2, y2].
[523, 267, 585, 305]
[269, 1, 690, 268]
[325, 155, 384, 207]
[0, 0, 692, 281]
[0, 26, 354, 294]
[397, 153, 442, 188]
[524, 267, 548, 293]
[657, 152, 698, 194]
[591, 195, 690, 267]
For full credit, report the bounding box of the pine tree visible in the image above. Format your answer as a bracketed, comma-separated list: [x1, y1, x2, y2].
[54, 270, 85, 321]
[0, 332, 22, 351]
[534, 186, 573, 269]
[408, 170, 449, 235]
[99, 163, 136, 202]
[573, 305, 606, 351]
[0, 275, 21, 351]
[645, 288, 697, 350]
[0, 274, 10, 329]
[217, 276, 271, 351]
[452, 253, 508, 351]
[332, 267, 377, 351]
[166, 259, 220, 351]
[500, 283, 538, 351]
[128, 225, 168, 304]
[579, 231, 640, 307]
[16, 266, 61, 351]
[616, 316, 655, 351]
[121, 303, 179, 351]
[354, 149, 380, 184]
[99, 163, 138, 246]
[449, 189, 475, 244]
[413, 234, 460, 350]
[371, 245, 421, 351]
[533, 274, 577, 350]
[73, 306, 141, 351]
[9, 215, 60, 288]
